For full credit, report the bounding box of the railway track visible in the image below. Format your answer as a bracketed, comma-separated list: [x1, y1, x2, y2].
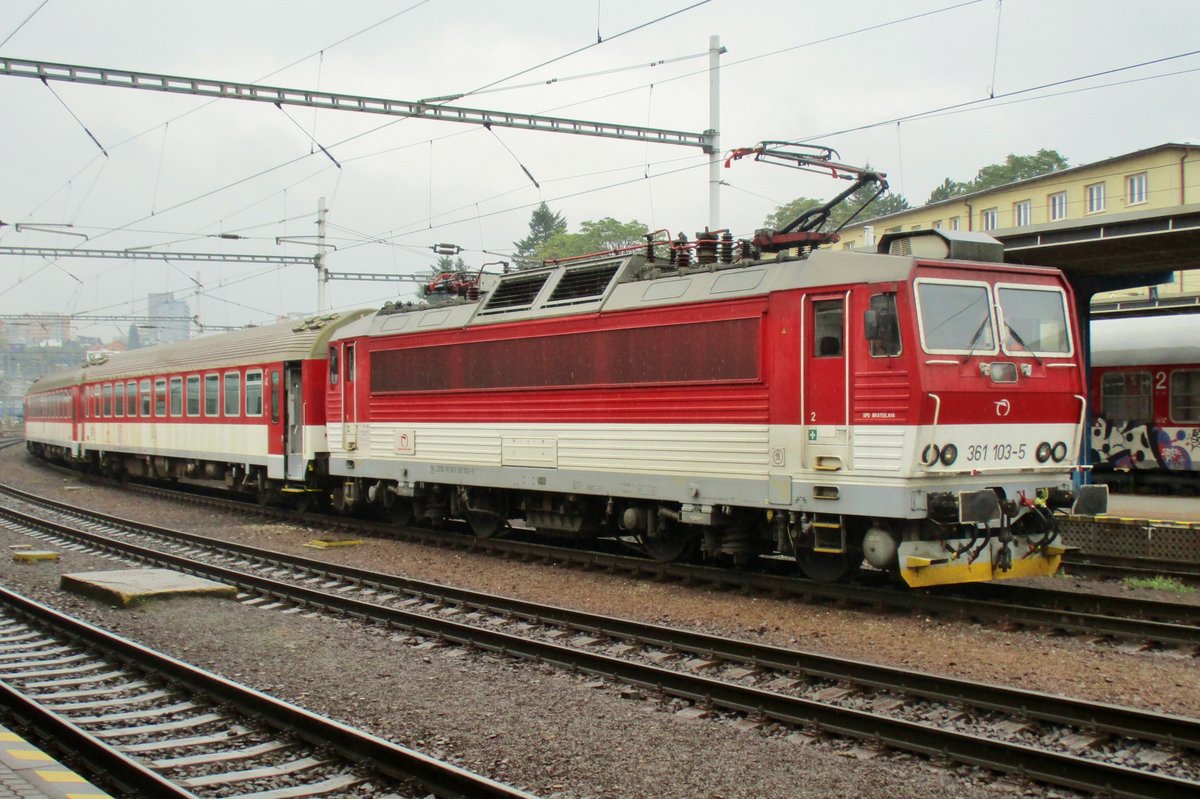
[42, 471, 1200, 650]
[0, 583, 536, 799]
[1061, 553, 1200, 587]
[1, 485, 1199, 798]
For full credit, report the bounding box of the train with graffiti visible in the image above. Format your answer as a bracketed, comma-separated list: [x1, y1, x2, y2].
[1089, 313, 1200, 493]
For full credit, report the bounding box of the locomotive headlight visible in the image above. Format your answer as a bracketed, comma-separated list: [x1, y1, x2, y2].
[1036, 442, 1053, 463]
[921, 444, 941, 466]
[939, 444, 958, 466]
[1051, 441, 1068, 463]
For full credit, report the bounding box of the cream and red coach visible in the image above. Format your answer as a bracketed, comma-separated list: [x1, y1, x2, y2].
[324, 229, 1107, 587]
[26, 311, 369, 503]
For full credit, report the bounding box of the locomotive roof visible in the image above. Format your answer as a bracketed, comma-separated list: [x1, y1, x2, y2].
[1090, 313, 1200, 367]
[29, 310, 372, 393]
[341, 247, 1064, 340]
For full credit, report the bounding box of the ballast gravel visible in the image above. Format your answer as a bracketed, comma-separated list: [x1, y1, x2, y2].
[2, 447, 1196, 798]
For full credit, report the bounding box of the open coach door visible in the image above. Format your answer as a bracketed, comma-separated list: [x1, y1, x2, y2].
[284, 364, 305, 481]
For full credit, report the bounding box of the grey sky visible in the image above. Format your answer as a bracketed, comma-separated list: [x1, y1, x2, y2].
[1, 0, 1195, 336]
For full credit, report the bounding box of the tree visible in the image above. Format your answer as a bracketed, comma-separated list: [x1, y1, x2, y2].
[126, 324, 143, 350]
[763, 197, 823, 231]
[513, 202, 567, 260]
[925, 149, 1069, 204]
[536, 217, 649, 261]
[828, 182, 909, 228]
[432, 255, 467, 274]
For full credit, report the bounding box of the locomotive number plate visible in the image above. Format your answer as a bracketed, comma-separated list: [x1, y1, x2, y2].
[963, 443, 1027, 463]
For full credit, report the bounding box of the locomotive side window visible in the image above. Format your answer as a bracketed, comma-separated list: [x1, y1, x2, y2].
[245, 371, 263, 416]
[329, 347, 339, 385]
[345, 345, 356, 382]
[170, 377, 183, 416]
[915, 280, 995, 354]
[114, 382, 126, 417]
[996, 285, 1071, 355]
[224, 372, 241, 417]
[102, 384, 112, 417]
[155, 379, 167, 416]
[865, 293, 901, 357]
[270, 370, 280, 423]
[1100, 372, 1152, 422]
[1170, 369, 1200, 423]
[140, 380, 152, 417]
[127, 381, 138, 416]
[812, 300, 844, 358]
[186, 375, 201, 416]
[204, 374, 220, 417]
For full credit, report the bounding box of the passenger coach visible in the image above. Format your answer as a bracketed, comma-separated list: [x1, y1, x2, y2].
[25, 311, 369, 504]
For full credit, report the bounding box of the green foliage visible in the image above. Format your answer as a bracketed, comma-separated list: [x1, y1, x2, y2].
[536, 216, 649, 261]
[763, 169, 910, 232]
[764, 197, 823, 231]
[513, 202, 568, 260]
[432, 255, 467, 274]
[925, 149, 1070, 204]
[1122, 575, 1194, 593]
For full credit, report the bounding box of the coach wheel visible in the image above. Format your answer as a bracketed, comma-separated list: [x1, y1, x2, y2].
[388, 498, 415, 528]
[466, 492, 505, 539]
[797, 550, 859, 582]
[639, 526, 697, 562]
[256, 487, 282, 507]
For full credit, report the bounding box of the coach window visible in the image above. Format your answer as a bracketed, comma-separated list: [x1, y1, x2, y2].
[114, 382, 126, 417]
[329, 346, 339, 385]
[813, 299, 844, 357]
[186, 376, 201, 416]
[865, 293, 901, 357]
[170, 377, 183, 416]
[204, 374, 220, 417]
[140, 379, 152, 417]
[93, 387, 100, 417]
[224, 372, 241, 417]
[155, 378, 167, 416]
[270, 370, 280, 423]
[102, 383, 113, 417]
[1100, 372, 1152, 422]
[1170, 370, 1200, 423]
[83, 387, 90, 418]
[245, 371, 263, 416]
[126, 381, 138, 416]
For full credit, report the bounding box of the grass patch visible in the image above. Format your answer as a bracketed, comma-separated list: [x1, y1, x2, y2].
[1123, 575, 1195, 593]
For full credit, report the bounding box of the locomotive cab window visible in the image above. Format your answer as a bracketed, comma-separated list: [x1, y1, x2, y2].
[916, 280, 995, 354]
[204, 374, 220, 416]
[224, 372, 241, 417]
[1171, 369, 1200, 423]
[245, 371, 263, 416]
[865, 293, 901, 357]
[812, 300, 844, 358]
[996, 285, 1071, 355]
[1101, 372, 1152, 422]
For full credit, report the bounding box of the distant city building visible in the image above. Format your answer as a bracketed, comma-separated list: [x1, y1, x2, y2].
[146, 292, 191, 345]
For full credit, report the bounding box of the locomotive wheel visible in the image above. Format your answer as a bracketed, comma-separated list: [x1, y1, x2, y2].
[797, 551, 859, 582]
[639, 528, 697, 562]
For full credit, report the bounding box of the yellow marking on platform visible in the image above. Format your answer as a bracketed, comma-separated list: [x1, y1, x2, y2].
[14, 550, 60, 562]
[303, 539, 363, 549]
[9, 748, 53, 762]
[0, 732, 22, 742]
[37, 770, 87, 783]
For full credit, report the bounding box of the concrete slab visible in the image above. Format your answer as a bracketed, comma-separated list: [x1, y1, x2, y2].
[60, 568, 237, 607]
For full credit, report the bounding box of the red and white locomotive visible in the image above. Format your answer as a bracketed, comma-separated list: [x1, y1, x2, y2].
[25, 141, 1109, 588]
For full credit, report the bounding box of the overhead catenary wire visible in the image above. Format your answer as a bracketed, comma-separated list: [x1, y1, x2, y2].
[0, 0, 49, 49]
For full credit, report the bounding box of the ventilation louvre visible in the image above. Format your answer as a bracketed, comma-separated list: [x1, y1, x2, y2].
[545, 262, 622, 306]
[480, 273, 550, 314]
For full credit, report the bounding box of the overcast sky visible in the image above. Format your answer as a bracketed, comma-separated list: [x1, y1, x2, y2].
[1, 0, 1195, 338]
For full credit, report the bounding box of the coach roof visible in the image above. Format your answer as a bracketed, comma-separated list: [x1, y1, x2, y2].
[78, 310, 372, 382]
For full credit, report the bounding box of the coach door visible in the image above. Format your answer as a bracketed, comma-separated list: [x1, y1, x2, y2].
[285, 365, 305, 480]
[342, 343, 359, 451]
[803, 293, 849, 471]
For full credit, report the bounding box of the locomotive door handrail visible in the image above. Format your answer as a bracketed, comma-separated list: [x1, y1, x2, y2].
[1073, 394, 1088, 465]
[923, 392, 942, 473]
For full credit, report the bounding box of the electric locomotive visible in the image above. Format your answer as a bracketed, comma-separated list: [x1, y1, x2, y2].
[322, 223, 1107, 587]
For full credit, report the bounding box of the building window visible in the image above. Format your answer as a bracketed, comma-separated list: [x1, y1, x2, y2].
[1048, 191, 1067, 221]
[884, 226, 901, 234]
[931, 219, 942, 229]
[1126, 172, 1148, 206]
[948, 216, 960, 231]
[980, 207, 999, 231]
[1013, 200, 1031, 227]
[1086, 182, 1106, 214]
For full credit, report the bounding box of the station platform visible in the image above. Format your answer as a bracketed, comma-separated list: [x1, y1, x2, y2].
[1103, 494, 1200, 526]
[0, 724, 111, 799]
